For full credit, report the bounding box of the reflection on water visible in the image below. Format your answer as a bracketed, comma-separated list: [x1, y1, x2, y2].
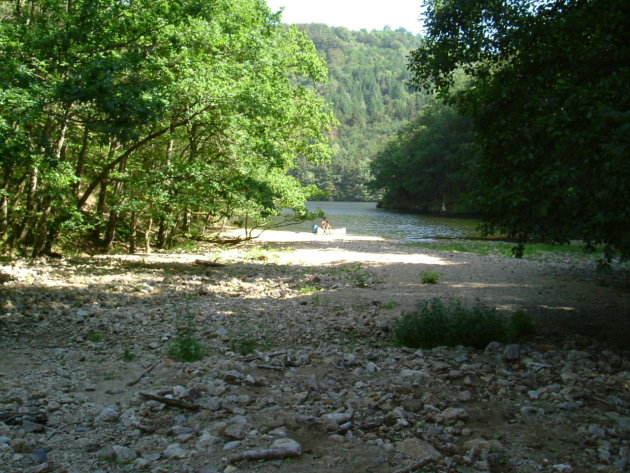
[282, 202, 480, 241]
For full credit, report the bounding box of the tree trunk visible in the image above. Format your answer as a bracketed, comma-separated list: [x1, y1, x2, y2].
[157, 218, 167, 249]
[16, 168, 39, 246]
[30, 201, 53, 257]
[145, 218, 153, 253]
[129, 212, 137, 254]
[103, 158, 128, 251]
[74, 127, 89, 197]
[0, 166, 12, 234]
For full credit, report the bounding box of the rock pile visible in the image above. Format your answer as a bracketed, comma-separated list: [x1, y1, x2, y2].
[0, 249, 629, 473]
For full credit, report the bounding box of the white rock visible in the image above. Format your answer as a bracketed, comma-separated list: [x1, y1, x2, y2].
[270, 438, 302, 456]
[163, 443, 188, 459]
[95, 406, 120, 423]
[552, 464, 573, 473]
[112, 446, 137, 464]
[395, 438, 441, 461]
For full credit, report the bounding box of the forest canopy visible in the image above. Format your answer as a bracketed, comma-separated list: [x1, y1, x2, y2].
[408, 0, 630, 258]
[0, 0, 336, 255]
[290, 24, 427, 201]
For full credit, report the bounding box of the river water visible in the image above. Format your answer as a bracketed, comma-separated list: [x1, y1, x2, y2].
[282, 201, 480, 241]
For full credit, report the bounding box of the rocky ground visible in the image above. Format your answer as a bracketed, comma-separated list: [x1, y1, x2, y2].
[1, 231, 629, 473]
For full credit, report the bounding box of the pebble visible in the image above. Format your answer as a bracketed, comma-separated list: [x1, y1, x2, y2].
[112, 445, 137, 463]
[163, 443, 189, 459]
[270, 438, 302, 456]
[395, 438, 441, 461]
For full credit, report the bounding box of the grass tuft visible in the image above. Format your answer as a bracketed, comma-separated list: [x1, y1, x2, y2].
[420, 269, 440, 284]
[393, 298, 533, 349]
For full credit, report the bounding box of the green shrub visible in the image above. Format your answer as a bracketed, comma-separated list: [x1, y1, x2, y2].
[393, 299, 533, 349]
[507, 310, 535, 342]
[167, 303, 206, 362]
[381, 301, 399, 310]
[298, 284, 320, 294]
[167, 335, 205, 362]
[231, 335, 257, 355]
[420, 270, 440, 284]
[121, 348, 136, 362]
[87, 331, 104, 342]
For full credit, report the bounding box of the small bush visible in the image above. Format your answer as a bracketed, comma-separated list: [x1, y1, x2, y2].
[507, 310, 535, 342]
[121, 348, 136, 362]
[393, 299, 533, 349]
[231, 335, 257, 355]
[167, 335, 205, 362]
[420, 270, 440, 284]
[87, 331, 104, 342]
[298, 284, 320, 294]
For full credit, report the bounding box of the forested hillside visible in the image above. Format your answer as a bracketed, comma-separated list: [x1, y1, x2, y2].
[291, 25, 427, 201]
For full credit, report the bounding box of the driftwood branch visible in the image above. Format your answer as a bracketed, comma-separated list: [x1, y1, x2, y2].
[138, 392, 205, 411]
[228, 448, 301, 464]
[126, 362, 159, 387]
[256, 364, 285, 371]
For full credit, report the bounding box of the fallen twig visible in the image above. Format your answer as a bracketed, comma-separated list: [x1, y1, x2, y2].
[194, 259, 227, 267]
[228, 448, 300, 464]
[256, 364, 285, 371]
[366, 455, 394, 471]
[126, 362, 159, 386]
[393, 458, 434, 473]
[356, 422, 380, 431]
[241, 351, 287, 362]
[0, 411, 48, 425]
[138, 392, 205, 411]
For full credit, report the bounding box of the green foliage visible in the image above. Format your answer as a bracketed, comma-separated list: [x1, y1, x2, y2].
[231, 335, 258, 356]
[0, 0, 336, 256]
[168, 303, 205, 362]
[298, 284, 321, 294]
[87, 331, 104, 343]
[507, 310, 535, 342]
[406, 240, 604, 261]
[393, 299, 532, 349]
[408, 0, 630, 260]
[370, 101, 478, 213]
[341, 262, 377, 288]
[230, 320, 273, 355]
[381, 301, 399, 310]
[167, 336, 205, 363]
[290, 25, 427, 201]
[121, 349, 136, 362]
[420, 270, 440, 284]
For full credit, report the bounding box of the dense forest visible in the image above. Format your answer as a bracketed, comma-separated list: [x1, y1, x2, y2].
[290, 24, 427, 201]
[408, 0, 629, 258]
[369, 101, 478, 214]
[0, 0, 335, 256]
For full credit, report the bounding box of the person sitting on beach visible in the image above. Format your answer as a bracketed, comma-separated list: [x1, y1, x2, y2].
[321, 219, 331, 234]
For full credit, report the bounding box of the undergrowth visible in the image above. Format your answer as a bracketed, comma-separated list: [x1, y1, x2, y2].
[167, 304, 206, 362]
[405, 240, 603, 260]
[393, 298, 534, 349]
[420, 269, 440, 284]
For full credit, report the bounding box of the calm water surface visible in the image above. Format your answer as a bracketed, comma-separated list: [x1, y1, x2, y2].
[284, 202, 480, 241]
